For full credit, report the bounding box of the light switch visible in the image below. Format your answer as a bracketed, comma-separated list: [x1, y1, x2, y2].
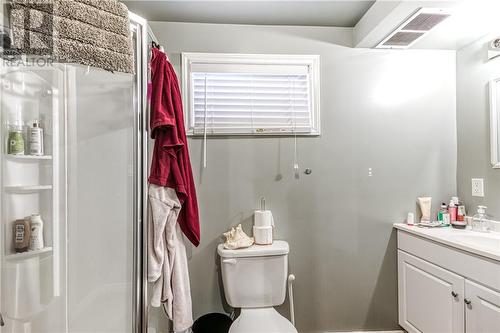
[472, 178, 484, 197]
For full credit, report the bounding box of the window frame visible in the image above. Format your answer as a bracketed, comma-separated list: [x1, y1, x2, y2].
[181, 52, 321, 136]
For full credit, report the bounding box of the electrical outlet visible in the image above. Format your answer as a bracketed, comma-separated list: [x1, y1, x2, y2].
[472, 178, 484, 197]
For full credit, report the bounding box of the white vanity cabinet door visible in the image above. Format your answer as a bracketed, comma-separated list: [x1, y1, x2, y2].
[465, 280, 500, 333]
[398, 250, 465, 333]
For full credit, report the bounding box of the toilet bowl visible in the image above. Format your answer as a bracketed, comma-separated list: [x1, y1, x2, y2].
[217, 241, 297, 333]
[229, 308, 296, 333]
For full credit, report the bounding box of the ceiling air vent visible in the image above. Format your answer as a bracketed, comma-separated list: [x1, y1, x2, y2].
[376, 8, 450, 49]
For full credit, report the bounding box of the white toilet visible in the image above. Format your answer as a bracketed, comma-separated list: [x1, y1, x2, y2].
[217, 240, 298, 333]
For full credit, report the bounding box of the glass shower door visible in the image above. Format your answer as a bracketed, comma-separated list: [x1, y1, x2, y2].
[0, 15, 148, 333]
[0, 23, 148, 333]
[65, 65, 136, 333]
[67, 17, 148, 332]
[0, 64, 139, 333]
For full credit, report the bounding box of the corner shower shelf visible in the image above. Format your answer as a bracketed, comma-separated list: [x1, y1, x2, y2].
[4, 185, 53, 193]
[1, 66, 63, 300]
[5, 154, 53, 162]
[5, 247, 53, 261]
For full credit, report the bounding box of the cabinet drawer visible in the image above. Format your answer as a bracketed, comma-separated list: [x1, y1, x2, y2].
[397, 230, 500, 291]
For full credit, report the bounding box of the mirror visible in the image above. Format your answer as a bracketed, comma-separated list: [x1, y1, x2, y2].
[489, 78, 500, 168]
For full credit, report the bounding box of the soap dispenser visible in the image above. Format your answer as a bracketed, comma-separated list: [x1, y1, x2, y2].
[472, 206, 490, 233]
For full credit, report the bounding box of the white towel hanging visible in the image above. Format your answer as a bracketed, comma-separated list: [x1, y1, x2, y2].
[291, 78, 299, 178]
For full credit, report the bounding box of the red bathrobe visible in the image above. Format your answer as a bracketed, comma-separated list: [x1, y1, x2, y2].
[148, 47, 200, 247]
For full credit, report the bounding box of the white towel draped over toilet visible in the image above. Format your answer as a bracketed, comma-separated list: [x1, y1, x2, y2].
[148, 184, 193, 332]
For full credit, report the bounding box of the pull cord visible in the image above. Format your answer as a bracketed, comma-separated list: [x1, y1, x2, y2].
[203, 75, 208, 168]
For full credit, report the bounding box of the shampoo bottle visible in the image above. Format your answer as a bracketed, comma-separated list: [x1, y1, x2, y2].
[14, 218, 31, 253]
[7, 107, 24, 155]
[29, 214, 44, 251]
[28, 120, 44, 156]
[8, 121, 24, 155]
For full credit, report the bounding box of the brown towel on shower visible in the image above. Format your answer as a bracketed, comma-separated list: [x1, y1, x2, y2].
[9, 0, 134, 73]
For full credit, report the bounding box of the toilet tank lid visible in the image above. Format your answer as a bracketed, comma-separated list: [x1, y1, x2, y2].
[218, 240, 289, 258]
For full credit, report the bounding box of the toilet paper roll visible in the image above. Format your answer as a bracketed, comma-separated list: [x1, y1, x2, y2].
[254, 210, 274, 227]
[253, 226, 273, 245]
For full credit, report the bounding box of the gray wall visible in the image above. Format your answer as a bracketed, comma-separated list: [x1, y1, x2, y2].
[457, 36, 500, 218]
[150, 21, 457, 332]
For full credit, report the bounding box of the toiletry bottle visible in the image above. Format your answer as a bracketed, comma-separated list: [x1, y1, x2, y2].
[14, 219, 31, 253]
[7, 119, 24, 155]
[28, 120, 43, 156]
[437, 203, 445, 220]
[456, 197, 466, 222]
[406, 212, 415, 226]
[29, 214, 44, 251]
[418, 197, 432, 222]
[472, 206, 489, 232]
[448, 199, 457, 222]
[437, 203, 450, 224]
[451, 196, 467, 228]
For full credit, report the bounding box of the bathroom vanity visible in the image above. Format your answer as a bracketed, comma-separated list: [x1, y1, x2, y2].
[393, 223, 500, 333]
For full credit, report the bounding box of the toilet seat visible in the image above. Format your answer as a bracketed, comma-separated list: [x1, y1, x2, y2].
[229, 307, 298, 333]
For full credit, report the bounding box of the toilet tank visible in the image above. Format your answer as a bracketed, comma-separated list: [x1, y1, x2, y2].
[217, 241, 289, 308]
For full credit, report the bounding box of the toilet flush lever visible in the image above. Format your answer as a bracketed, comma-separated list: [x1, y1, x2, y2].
[222, 259, 237, 265]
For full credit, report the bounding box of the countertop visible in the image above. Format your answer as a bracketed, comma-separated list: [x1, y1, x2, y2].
[394, 223, 500, 262]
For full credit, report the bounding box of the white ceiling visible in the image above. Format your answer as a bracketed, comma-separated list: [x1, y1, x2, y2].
[124, 0, 500, 50]
[123, 0, 375, 27]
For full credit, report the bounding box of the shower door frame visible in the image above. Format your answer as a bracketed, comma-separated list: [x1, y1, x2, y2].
[129, 12, 149, 333]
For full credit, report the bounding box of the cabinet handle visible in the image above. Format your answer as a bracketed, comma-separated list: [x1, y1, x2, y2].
[0, 311, 4, 326]
[451, 291, 458, 298]
[464, 298, 472, 306]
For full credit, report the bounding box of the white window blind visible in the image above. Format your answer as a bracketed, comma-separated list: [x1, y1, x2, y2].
[182, 53, 320, 136]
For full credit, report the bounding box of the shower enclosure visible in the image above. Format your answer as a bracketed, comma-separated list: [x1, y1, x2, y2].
[0, 12, 148, 333]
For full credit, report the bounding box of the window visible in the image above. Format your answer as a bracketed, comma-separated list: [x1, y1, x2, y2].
[181, 53, 320, 136]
